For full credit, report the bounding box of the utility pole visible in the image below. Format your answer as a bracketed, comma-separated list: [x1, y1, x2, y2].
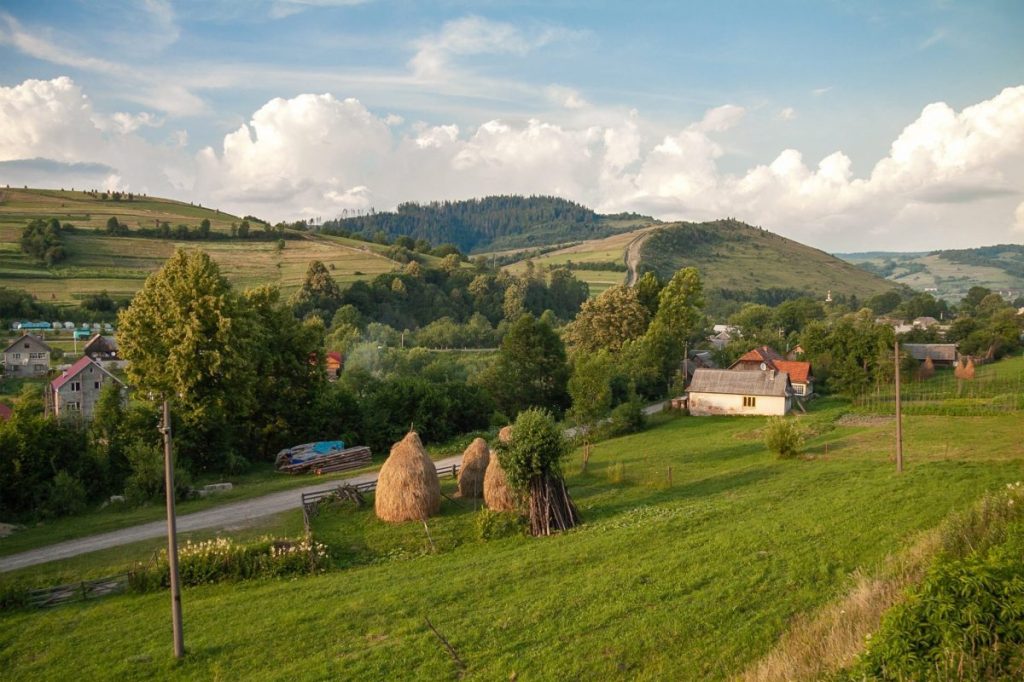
[160, 400, 185, 659]
[894, 341, 903, 474]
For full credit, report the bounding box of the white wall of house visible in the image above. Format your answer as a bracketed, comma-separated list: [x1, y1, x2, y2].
[3, 337, 50, 377]
[688, 392, 790, 416]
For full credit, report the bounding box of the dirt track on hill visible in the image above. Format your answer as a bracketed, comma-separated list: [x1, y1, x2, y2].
[624, 230, 652, 286]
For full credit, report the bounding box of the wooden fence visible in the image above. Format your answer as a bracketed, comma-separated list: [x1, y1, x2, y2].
[23, 573, 129, 609]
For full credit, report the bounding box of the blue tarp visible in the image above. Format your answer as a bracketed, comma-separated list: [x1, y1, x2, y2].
[280, 440, 346, 465]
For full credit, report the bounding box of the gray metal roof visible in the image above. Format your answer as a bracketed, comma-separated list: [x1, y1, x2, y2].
[687, 368, 791, 397]
[903, 343, 957, 361]
[2, 333, 52, 354]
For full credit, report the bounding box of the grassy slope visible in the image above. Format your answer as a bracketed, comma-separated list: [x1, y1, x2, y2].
[640, 221, 898, 301]
[3, 395, 1024, 679]
[0, 189, 403, 306]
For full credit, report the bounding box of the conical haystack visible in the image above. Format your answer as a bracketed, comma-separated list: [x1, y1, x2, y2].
[485, 427, 518, 511]
[497, 425, 513, 444]
[457, 438, 490, 499]
[918, 356, 935, 381]
[375, 431, 441, 523]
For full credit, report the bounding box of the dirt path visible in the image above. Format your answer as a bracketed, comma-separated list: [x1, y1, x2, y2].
[624, 230, 652, 286]
[0, 455, 462, 573]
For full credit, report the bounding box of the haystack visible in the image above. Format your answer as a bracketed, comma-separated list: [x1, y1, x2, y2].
[497, 425, 513, 444]
[374, 431, 441, 523]
[484, 427, 518, 511]
[457, 438, 490, 499]
[918, 356, 935, 381]
[954, 356, 976, 380]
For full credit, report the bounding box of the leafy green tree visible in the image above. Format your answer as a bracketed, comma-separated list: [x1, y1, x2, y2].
[117, 248, 255, 471]
[237, 220, 250, 238]
[291, 260, 342, 319]
[546, 268, 589, 320]
[633, 271, 664, 317]
[484, 314, 569, 418]
[496, 408, 578, 535]
[243, 286, 327, 459]
[198, 218, 211, 239]
[566, 285, 649, 354]
[568, 350, 614, 471]
[642, 267, 705, 387]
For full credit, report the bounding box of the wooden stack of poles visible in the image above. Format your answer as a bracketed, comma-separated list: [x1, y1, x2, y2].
[277, 446, 372, 475]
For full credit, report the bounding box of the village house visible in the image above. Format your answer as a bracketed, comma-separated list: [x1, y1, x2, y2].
[2, 333, 52, 378]
[687, 368, 793, 416]
[81, 334, 126, 369]
[902, 343, 958, 367]
[47, 356, 126, 419]
[325, 351, 343, 380]
[729, 345, 815, 398]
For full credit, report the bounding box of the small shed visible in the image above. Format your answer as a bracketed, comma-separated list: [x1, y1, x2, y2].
[903, 343, 958, 366]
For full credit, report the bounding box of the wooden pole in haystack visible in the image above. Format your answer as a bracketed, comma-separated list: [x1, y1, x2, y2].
[160, 399, 185, 659]
[894, 341, 903, 474]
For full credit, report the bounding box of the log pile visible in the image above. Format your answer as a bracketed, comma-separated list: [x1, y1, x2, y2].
[277, 446, 372, 475]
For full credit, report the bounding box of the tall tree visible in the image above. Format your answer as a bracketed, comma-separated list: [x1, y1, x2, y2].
[566, 285, 650, 354]
[485, 314, 569, 418]
[117, 248, 255, 471]
[292, 260, 342, 319]
[568, 350, 614, 471]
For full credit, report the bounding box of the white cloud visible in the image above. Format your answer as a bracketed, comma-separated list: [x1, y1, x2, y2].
[4, 77, 1024, 251]
[812, 86, 833, 96]
[546, 85, 589, 110]
[778, 107, 796, 121]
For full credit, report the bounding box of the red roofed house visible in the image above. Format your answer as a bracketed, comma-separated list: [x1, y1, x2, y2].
[730, 345, 815, 398]
[47, 356, 125, 419]
[326, 351, 343, 380]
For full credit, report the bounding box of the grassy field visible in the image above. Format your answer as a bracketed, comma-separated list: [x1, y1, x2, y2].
[0, 188, 409, 307]
[3, 392, 1024, 679]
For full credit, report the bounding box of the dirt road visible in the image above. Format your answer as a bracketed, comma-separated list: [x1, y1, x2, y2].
[624, 230, 653, 286]
[0, 455, 462, 573]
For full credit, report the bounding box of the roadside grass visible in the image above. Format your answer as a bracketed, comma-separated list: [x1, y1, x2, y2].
[3, 400, 1024, 680]
[0, 462, 380, 559]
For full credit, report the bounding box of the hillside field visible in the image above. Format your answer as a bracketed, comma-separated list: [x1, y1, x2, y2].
[0, 189, 409, 307]
[3, 361, 1024, 679]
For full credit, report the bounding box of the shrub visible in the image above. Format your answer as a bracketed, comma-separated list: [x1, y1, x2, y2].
[123, 439, 192, 505]
[476, 509, 526, 541]
[601, 398, 647, 438]
[764, 417, 805, 458]
[129, 536, 330, 591]
[43, 470, 87, 518]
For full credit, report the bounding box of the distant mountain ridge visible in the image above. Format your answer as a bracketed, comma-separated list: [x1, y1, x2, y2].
[319, 195, 653, 253]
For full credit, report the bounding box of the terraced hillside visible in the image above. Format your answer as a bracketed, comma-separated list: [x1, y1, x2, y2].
[0, 188, 405, 307]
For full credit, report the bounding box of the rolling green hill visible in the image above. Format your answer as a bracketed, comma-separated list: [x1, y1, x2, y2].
[322, 195, 655, 253]
[0, 188, 412, 309]
[839, 245, 1024, 302]
[637, 220, 902, 313]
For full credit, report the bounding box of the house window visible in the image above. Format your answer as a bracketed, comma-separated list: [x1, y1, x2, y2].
[743, 396, 757, 407]
[94, 381, 101, 390]
[71, 381, 81, 392]
[793, 384, 805, 395]
[66, 401, 80, 411]
[29, 352, 44, 359]
[12, 353, 20, 359]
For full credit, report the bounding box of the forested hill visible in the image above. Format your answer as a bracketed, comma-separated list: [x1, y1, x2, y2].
[319, 196, 652, 253]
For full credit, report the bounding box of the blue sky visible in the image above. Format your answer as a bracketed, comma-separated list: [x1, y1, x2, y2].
[1, 0, 1022, 250]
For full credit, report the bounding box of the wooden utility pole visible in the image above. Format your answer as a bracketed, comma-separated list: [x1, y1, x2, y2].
[161, 400, 185, 659]
[894, 341, 903, 474]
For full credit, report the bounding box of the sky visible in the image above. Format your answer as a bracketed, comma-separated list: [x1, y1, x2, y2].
[0, 0, 1022, 252]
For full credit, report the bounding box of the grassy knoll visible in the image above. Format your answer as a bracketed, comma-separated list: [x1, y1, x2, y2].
[3, 398, 1024, 679]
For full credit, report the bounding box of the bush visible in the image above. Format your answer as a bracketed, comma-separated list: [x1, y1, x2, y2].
[129, 536, 330, 591]
[601, 398, 646, 438]
[476, 509, 527, 541]
[764, 417, 805, 458]
[124, 439, 192, 505]
[44, 470, 87, 518]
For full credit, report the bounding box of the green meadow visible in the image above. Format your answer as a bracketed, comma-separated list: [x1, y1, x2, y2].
[3, 393, 1024, 680]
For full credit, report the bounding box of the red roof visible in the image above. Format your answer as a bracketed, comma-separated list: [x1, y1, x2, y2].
[51, 356, 104, 391]
[774, 360, 813, 384]
[0, 403, 12, 421]
[326, 351, 343, 364]
[734, 346, 785, 365]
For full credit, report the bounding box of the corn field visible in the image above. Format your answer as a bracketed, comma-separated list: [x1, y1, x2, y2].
[854, 367, 1024, 416]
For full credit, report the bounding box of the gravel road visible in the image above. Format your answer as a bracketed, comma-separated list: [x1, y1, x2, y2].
[0, 455, 462, 573]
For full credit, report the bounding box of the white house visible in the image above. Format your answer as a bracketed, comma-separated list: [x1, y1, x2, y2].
[47, 356, 125, 419]
[2, 334, 51, 378]
[687, 368, 792, 416]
